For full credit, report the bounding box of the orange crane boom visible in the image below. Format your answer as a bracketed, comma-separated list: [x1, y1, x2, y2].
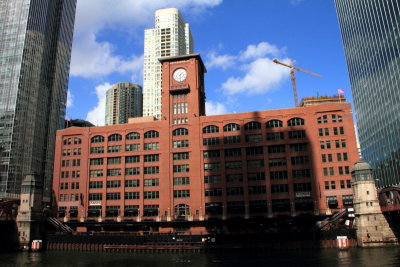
[273, 59, 323, 107]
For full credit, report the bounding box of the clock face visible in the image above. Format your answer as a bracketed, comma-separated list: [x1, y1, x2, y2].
[173, 68, 187, 82]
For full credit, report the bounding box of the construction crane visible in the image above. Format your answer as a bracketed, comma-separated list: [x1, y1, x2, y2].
[272, 59, 323, 107]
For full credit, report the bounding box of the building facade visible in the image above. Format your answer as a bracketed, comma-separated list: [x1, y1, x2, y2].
[105, 82, 143, 126]
[52, 54, 358, 234]
[142, 8, 193, 120]
[335, 0, 400, 187]
[0, 0, 77, 201]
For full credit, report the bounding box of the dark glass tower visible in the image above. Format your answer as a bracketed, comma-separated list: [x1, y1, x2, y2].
[334, 0, 400, 187]
[0, 0, 77, 201]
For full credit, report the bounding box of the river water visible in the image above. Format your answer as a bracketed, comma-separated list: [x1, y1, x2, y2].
[2, 248, 400, 266]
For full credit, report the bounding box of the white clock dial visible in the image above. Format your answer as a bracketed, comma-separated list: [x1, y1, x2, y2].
[173, 68, 187, 82]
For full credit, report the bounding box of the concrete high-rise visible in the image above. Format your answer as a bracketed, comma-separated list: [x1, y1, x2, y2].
[335, 0, 400, 187]
[105, 82, 143, 126]
[143, 8, 193, 120]
[0, 0, 77, 201]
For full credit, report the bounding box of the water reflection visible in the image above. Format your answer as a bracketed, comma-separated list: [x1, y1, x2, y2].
[2, 248, 400, 267]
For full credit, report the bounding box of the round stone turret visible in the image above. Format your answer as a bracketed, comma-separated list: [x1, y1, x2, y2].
[351, 160, 373, 182]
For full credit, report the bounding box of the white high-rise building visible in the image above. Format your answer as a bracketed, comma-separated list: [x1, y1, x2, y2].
[143, 8, 193, 119]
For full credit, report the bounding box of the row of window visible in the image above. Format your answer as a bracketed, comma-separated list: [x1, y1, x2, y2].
[59, 182, 79, 190]
[321, 152, 349, 162]
[203, 118, 305, 134]
[91, 131, 159, 143]
[63, 137, 82, 145]
[317, 114, 343, 124]
[205, 183, 312, 196]
[61, 159, 81, 167]
[62, 149, 81, 156]
[320, 139, 347, 149]
[323, 166, 351, 176]
[60, 171, 80, 179]
[318, 127, 345, 137]
[87, 166, 160, 176]
[324, 180, 352, 190]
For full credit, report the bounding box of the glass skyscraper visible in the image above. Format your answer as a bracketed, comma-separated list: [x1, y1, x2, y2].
[105, 82, 143, 125]
[143, 8, 193, 120]
[335, 0, 400, 187]
[0, 0, 77, 201]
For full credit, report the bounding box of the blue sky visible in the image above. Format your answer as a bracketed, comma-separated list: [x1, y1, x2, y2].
[67, 0, 351, 126]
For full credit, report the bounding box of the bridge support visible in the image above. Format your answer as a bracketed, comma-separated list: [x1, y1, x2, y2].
[351, 161, 398, 247]
[16, 173, 45, 250]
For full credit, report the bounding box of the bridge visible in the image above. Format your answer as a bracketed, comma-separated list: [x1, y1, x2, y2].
[379, 186, 400, 213]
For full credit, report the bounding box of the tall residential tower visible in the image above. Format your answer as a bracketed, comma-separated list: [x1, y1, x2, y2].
[143, 8, 193, 119]
[0, 0, 77, 201]
[105, 82, 143, 126]
[335, 0, 400, 187]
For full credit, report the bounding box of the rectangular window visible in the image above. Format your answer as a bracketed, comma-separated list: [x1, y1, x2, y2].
[325, 181, 330, 190]
[288, 130, 306, 139]
[107, 168, 121, 176]
[125, 192, 139, 200]
[293, 183, 311, 192]
[173, 164, 189, 173]
[125, 179, 139, 187]
[107, 157, 121, 165]
[245, 134, 262, 142]
[269, 158, 286, 167]
[173, 140, 189, 148]
[205, 188, 223, 197]
[144, 142, 159, 150]
[126, 144, 140, 151]
[270, 171, 287, 180]
[89, 193, 102, 200]
[271, 184, 289, 193]
[204, 163, 220, 171]
[268, 145, 285, 154]
[174, 152, 190, 160]
[144, 166, 159, 174]
[227, 187, 244, 196]
[340, 180, 345, 189]
[106, 192, 121, 200]
[291, 156, 309, 165]
[248, 172, 266, 181]
[108, 145, 121, 153]
[226, 174, 243, 182]
[337, 153, 342, 162]
[90, 158, 103, 166]
[292, 169, 311, 178]
[225, 148, 242, 157]
[248, 186, 266, 195]
[174, 190, 190, 198]
[144, 191, 159, 199]
[106, 180, 121, 188]
[125, 167, 140, 175]
[223, 135, 240, 144]
[290, 143, 308, 152]
[247, 159, 264, 169]
[90, 146, 104, 154]
[125, 155, 140, 163]
[144, 178, 159, 187]
[203, 137, 220, 146]
[225, 161, 242, 169]
[90, 169, 103, 177]
[173, 177, 190, 185]
[331, 181, 336, 190]
[204, 150, 220, 158]
[204, 175, 221, 184]
[144, 154, 159, 162]
[267, 132, 284, 141]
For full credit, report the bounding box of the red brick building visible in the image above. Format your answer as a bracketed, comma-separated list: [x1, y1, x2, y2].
[52, 54, 358, 234]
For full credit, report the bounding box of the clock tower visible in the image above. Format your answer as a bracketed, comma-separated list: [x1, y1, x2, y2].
[159, 54, 206, 122]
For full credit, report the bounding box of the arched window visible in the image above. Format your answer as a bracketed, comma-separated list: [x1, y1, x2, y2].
[173, 128, 189, 136]
[244, 121, 261, 130]
[203, 125, 219, 134]
[91, 135, 104, 143]
[144, 130, 159, 139]
[108, 134, 122, 142]
[126, 132, 140, 140]
[223, 123, 240, 132]
[174, 204, 190, 218]
[266, 120, 283, 128]
[288, 118, 305, 126]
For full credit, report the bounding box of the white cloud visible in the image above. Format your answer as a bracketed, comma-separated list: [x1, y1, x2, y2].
[206, 101, 227, 115]
[66, 90, 73, 108]
[86, 82, 112, 126]
[71, 0, 223, 78]
[206, 51, 236, 70]
[240, 42, 284, 60]
[222, 58, 290, 95]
